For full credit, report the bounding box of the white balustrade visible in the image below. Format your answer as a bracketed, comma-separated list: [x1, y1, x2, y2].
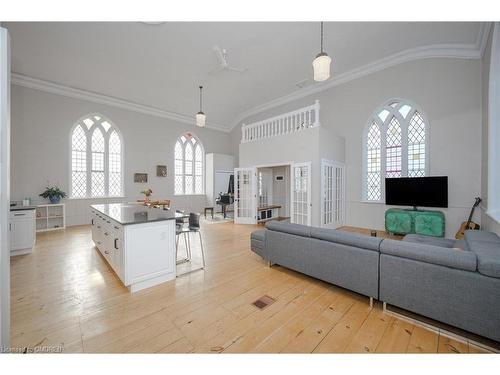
[241, 100, 320, 143]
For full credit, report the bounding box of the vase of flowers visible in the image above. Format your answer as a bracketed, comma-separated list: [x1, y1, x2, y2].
[141, 188, 153, 203]
[39, 186, 67, 204]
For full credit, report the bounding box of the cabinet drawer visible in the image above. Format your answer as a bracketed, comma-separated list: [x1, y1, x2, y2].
[10, 210, 35, 219]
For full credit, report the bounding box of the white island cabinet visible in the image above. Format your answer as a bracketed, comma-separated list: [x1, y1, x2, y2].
[90, 204, 182, 293]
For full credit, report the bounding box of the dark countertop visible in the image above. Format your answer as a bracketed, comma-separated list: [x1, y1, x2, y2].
[90, 203, 184, 225]
[10, 205, 37, 211]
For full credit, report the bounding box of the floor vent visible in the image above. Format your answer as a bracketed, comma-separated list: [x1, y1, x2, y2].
[252, 295, 275, 310]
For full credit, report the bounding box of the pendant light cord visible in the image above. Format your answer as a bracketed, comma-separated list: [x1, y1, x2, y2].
[320, 22, 324, 53]
[199, 85, 203, 112]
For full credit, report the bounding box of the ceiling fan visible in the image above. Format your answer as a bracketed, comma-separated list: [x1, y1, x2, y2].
[209, 45, 248, 75]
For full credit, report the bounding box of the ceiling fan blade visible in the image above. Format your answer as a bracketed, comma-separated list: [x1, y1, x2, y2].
[208, 65, 224, 75]
[227, 66, 248, 73]
[212, 45, 226, 66]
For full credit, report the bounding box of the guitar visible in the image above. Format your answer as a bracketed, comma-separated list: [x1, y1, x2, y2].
[455, 197, 482, 239]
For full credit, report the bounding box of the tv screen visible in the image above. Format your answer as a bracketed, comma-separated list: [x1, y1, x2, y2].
[385, 176, 448, 208]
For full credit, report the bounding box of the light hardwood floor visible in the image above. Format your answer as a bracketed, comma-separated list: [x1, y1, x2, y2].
[9, 222, 493, 353]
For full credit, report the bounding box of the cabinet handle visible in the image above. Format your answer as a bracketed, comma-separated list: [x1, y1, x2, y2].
[114, 238, 118, 249]
[107, 220, 110, 224]
[97, 225, 101, 229]
[114, 226, 120, 230]
[91, 219, 94, 225]
[14, 213, 26, 216]
[104, 232, 109, 236]
[97, 241, 102, 245]
[9, 223, 11, 231]
[104, 250, 109, 255]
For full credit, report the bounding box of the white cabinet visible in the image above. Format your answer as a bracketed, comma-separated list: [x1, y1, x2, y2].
[90, 207, 175, 292]
[10, 209, 36, 256]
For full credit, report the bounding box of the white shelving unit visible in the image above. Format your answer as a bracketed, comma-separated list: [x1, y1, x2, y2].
[35, 204, 66, 232]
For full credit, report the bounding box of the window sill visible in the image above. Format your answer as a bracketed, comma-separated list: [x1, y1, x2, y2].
[361, 200, 384, 204]
[174, 194, 206, 197]
[68, 196, 126, 200]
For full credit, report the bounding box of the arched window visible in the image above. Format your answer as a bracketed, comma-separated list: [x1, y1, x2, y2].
[363, 99, 429, 202]
[70, 114, 123, 198]
[174, 132, 204, 195]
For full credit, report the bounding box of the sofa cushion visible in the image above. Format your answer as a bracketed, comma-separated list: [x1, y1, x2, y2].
[403, 234, 456, 248]
[464, 231, 500, 278]
[265, 221, 311, 237]
[464, 230, 500, 243]
[310, 228, 382, 252]
[250, 229, 266, 258]
[380, 239, 477, 272]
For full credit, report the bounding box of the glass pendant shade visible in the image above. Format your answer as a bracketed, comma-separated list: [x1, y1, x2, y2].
[313, 52, 331, 82]
[196, 111, 206, 127]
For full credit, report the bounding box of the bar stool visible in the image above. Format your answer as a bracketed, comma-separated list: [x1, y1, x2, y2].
[175, 210, 191, 264]
[176, 213, 206, 276]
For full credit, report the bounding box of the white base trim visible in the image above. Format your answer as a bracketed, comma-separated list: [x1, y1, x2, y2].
[127, 271, 176, 293]
[486, 209, 500, 224]
[10, 248, 32, 257]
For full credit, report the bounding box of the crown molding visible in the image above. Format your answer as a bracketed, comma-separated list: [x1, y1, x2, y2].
[10, 73, 230, 133]
[230, 26, 491, 131]
[477, 22, 493, 57]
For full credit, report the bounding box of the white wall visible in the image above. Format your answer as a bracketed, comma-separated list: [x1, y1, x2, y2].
[481, 25, 500, 235]
[271, 166, 290, 218]
[239, 126, 344, 227]
[205, 153, 234, 207]
[232, 58, 483, 238]
[11, 85, 234, 226]
[0, 27, 11, 348]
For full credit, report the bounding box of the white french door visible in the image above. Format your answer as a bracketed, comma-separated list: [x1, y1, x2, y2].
[234, 167, 257, 224]
[321, 160, 345, 228]
[291, 162, 311, 226]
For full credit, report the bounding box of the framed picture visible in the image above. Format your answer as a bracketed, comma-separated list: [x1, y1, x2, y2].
[134, 173, 148, 183]
[156, 165, 167, 177]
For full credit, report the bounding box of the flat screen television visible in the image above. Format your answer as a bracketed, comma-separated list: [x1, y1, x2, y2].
[385, 176, 448, 208]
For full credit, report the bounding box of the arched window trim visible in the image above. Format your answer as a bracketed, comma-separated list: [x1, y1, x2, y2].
[362, 99, 430, 203]
[174, 132, 205, 196]
[69, 113, 124, 198]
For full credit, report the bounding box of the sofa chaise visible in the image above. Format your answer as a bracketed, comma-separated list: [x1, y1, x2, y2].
[250, 221, 500, 342]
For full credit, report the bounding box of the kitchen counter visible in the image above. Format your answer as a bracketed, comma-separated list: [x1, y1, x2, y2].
[10, 205, 37, 211]
[90, 203, 181, 292]
[90, 203, 183, 225]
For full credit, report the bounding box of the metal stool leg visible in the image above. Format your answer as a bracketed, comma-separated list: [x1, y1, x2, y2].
[186, 232, 192, 260]
[198, 231, 206, 269]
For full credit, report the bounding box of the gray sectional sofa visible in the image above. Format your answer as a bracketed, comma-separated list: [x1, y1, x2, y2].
[250, 221, 500, 342]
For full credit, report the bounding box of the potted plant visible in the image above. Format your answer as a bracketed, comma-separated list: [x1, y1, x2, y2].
[141, 188, 153, 203]
[39, 186, 67, 204]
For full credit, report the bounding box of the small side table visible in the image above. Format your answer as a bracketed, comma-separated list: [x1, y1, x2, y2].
[204, 207, 214, 219]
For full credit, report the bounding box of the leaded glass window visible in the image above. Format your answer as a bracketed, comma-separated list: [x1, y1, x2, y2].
[174, 133, 204, 195]
[363, 100, 429, 202]
[70, 115, 123, 198]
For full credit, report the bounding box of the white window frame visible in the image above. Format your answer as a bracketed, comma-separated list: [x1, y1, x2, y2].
[174, 132, 205, 196]
[487, 22, 500, 223]
[362, 99, 430, 203]
[69, 114, 124, 199]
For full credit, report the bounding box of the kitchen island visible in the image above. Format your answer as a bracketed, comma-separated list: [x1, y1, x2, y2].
[90, 203, 183, 292]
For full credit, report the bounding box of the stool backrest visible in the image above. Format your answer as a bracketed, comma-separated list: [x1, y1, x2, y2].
[189, 212, 201, 230]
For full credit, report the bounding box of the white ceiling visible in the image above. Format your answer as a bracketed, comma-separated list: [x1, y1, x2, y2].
[4, 22, 485, 131]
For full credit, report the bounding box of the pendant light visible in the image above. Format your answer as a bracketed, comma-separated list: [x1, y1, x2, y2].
[196, 85, 206, 127]
[312, 22, 332, 82]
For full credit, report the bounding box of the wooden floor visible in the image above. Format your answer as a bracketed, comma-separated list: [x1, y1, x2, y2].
[9, 222, 493, 353]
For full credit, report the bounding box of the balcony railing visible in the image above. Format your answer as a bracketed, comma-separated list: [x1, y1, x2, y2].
[241, 100, 320, 143]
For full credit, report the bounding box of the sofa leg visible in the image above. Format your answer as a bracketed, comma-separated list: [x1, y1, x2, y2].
[268, 261, 273, 267]
[369, 297, 373, 308]
[383, 302, 387, 311]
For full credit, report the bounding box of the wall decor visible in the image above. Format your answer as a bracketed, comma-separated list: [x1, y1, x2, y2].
[134, 173, 148, 183]
[156, 165, 167, 177]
